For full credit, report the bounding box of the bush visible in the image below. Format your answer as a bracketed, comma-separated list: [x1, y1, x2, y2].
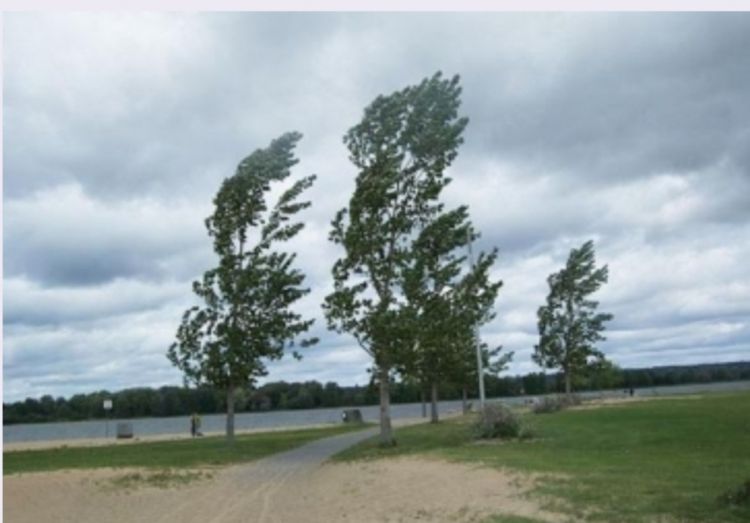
[532, 396, 562, 414]
[472, 403, 522, 439]
[532, 394, 581, 414]
[559, 394, 582, 408]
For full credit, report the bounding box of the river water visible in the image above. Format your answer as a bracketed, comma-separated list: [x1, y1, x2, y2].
[4, 380, 750, 444]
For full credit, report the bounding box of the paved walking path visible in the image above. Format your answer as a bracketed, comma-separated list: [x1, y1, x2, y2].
[151, 426, 380, 523]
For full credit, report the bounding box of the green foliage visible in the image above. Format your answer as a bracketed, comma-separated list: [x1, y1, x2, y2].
[167, 133, 317, 438]
[472, 403, 522, 439]
[325, 72, 468, 362]
[324, 72, 470, 443]
[583, 358, 624, 390]
[533, 240, 613, 393]
[4, 424, 365, 475]
[399, 205, 506, 410]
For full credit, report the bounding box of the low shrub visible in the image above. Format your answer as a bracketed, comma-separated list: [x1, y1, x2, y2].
[532, 396, 562, 414]
[559, 394, 582, 408]
[472, 403, 522, 440]
[531, 394, 582, 414]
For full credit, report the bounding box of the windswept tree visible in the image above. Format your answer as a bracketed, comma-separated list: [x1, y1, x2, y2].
[324, 72, 468, 445]
[401, 208, 505, 423]
[533, 240, 613, 395]
[168, 133, 318, 442]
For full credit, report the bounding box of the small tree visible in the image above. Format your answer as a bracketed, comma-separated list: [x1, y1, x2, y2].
[448, 257, 511, 415]
[168, 132, 317, 442]
[324, 72, 468, 445]
[401, 208, 504, 423]
[533, 240, 613, 395]
[451, 342, 514, 414]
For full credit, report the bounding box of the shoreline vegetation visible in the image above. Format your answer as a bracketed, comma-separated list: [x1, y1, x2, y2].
[5, 361, 749, 426]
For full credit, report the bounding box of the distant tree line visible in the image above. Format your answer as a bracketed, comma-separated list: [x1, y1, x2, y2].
[482, 361, 750, 397]
[5, 361, 749, 425]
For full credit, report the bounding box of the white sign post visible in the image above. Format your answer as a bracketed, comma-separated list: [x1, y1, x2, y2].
[103, 399, 113, 438]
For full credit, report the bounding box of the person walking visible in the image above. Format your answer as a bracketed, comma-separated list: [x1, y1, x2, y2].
[190, 413, 197, 437]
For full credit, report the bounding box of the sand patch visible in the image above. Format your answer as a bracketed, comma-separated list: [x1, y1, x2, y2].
[4, 457, 563, 523]
[276, 457, 563, 522]
[3, 467, 217, 523]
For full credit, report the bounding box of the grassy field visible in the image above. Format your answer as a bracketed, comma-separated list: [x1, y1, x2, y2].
[4, 423, 367, 475]
[335, 392, 750, 523]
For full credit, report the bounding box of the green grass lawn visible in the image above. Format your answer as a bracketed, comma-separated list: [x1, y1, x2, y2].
[335, 392, 750, 523]
[4, 423, 368, 475]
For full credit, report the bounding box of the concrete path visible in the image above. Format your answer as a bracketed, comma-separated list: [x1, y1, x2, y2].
[151, 426, 380, 523]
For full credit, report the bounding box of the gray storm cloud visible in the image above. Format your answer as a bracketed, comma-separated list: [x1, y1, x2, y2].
[3, 12, 749, 401]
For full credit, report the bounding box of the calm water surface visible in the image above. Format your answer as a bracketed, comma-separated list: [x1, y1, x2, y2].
[5, 380, 749, 443]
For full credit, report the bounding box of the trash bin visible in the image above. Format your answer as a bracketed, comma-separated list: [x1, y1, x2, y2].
[116, 422, 134, 439]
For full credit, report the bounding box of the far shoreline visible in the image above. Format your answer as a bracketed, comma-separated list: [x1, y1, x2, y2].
[5, 380, 750, 449]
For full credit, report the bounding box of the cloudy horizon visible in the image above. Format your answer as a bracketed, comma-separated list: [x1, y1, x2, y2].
[4, 12, 749, 403]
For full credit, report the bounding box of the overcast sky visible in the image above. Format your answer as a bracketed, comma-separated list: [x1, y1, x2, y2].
[4, 12, 749, 402]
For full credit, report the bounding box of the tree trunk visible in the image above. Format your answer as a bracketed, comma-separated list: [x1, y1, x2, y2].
[564, 371, 572, 397]
[378, 366, 394, 446]
[430, 380, 439, 424]
[226, 386, 236, 443]
[461, 386, 468, 414]
[420, 388, 427, 418]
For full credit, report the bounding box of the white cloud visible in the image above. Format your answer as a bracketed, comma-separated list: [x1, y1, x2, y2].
[5, 183, 213, 285]
[4, 12, 750, 402]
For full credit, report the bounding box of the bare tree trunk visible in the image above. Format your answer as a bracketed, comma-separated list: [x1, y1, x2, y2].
[420, 387, 427, 418]
[430, 381, 439, 424]
[226, 386, 236, 443]
[461, 386, 468, 414]
[378, 366, 394, 446]
[564, 371, 572, 397]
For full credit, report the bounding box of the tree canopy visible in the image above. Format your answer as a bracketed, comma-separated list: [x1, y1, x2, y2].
[400, 206, 505, 422]
[533, 240, 614, 395]
[324, 72, 469, 444]
[168, 132, 317, 441]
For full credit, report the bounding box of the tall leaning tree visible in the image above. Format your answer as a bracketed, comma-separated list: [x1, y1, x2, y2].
[324, 72, 468, 446]
[533, 240, 614, 396]
[168, 132, 317, 442]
